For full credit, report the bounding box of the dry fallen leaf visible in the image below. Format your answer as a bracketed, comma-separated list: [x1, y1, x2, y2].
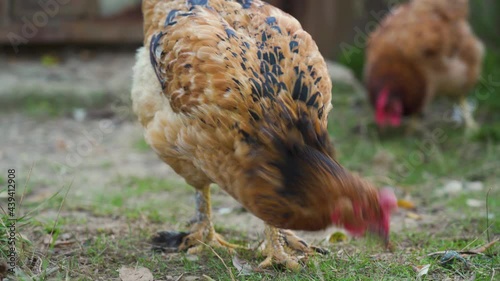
[42, 233, 76, 248]
[118, 266, 154, 281]
[414, 264, 430, 280]
[232, 255, 253, 276]
[470, 238, 499, 254]
[202, 274, 216, 281]
[397, 199, 416, 210]
[406, 212, 422, 220]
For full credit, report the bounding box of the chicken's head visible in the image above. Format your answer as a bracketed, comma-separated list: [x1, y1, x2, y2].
[330, 187, 398, 244]
[375, 88, 403, 128]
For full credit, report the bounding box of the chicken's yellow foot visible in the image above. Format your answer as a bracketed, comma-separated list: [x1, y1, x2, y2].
[259, 225, 328, 270]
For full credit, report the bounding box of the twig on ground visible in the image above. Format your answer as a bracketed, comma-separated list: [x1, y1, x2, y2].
[486, 187, 492, 243]
[428, 238, 499, 258]
[19, 162, 34, 208]
[197, 240, 236, 281]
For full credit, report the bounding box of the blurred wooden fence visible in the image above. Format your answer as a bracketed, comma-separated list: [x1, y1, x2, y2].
[0, 0, 143, 46]
[0, 0, 496, 56]
[0, 0, 356, 58]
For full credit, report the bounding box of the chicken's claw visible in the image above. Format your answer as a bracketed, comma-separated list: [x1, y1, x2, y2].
[259, 226, 328, 271]
[179, 224, 245, 254]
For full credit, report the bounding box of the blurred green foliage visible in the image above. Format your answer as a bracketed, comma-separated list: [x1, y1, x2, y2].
[470, 0, 500, 47]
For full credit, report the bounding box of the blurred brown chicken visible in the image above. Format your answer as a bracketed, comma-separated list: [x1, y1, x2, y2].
[364, 0, 484, 132]
[132, 0, 397, 269]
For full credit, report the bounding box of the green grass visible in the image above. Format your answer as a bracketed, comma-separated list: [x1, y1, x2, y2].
[134, 138, 151, 152]
[2, 44, 500, 280]
[0, 91, 113, 117]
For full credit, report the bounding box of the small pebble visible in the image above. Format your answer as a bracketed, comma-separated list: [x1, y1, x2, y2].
[466, 199, 483, 208]
[465, 181, 484, 192]
[437, 180, 463, 196]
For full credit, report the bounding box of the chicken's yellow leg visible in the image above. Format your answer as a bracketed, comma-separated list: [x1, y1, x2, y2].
[179, 184, 244, 254]
[405, 115, 423, 136]
[459, 97, 478, 133]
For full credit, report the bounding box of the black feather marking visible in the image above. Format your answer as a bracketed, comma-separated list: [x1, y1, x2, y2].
[260, 61, 270, 74]
[277, 82, 288, 92]
[272, 64, 284, 76]
[250, 78, 262, 97]
[232, 78, 242, 86]
[269, 53, 277, 65]
[263, 82, 275, 98]
[257, 50, 262, 60]
[307, 92, 320, 108]
[262, 53, 269, 62]
[314, 77, 322, 85]
[243, 41, 250, 49]
[273, 46, 283, 59]
[240, 63, 247, 71]
[298, 85, 309, 102]
[278, 51, 285, 62]
[251, 68, 259, 78]
[265, 16, 277, 25]
[266, 72, 278, 86]
[263, 53, 269, 63]
[225, 28, 237, 39]
[289, 41, 299, 53]
[293, 72, 309, 102]
[218, 34, 227, 41]
[261, 32, 268, 42]
[239, 129, 254, 143]
[165, 9, 179, 26]
[249, 110, 260, 121]
[149, 32, 166, 89]
[291, 74, 302, 100]
[237, 0, 252, 9]
[187, 0, 208, 6]
[271, 26, 282, 33]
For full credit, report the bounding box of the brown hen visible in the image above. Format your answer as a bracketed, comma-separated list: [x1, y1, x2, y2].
[365, 0, 484, 132]
[132, 0, 397, 269]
